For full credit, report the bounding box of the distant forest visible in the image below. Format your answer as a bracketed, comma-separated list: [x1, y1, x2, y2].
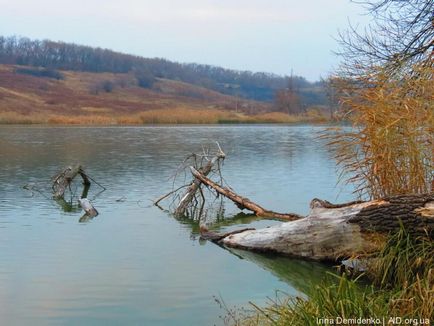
[0, 36, 327, 106]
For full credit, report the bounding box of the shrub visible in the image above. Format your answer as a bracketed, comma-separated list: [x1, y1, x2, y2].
[15, 67, 64, 80]
[89, 80, 115, 94]
[135, 69, 155, 88]
[101, 80, 114, 92]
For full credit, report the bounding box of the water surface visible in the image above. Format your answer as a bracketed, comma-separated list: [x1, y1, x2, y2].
[0, 125, 352, 325]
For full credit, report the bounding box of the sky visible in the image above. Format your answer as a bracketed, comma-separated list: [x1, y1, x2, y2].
[0, 0, 370, 81]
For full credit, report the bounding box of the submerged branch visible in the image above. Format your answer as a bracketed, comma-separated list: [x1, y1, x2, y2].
[190, 167, 304, 221]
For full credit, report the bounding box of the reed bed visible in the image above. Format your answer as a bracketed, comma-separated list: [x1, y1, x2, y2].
[0, 111, 48, 124]
[0, 107, 330, 125]
[327, 65, 433, 199]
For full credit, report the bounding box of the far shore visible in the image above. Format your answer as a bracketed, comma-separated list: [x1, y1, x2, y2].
[0, 108, 331, 125]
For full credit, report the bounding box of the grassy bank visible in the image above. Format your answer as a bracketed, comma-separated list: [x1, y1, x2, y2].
[235, 228, 433, 325]
[0, 107, 330, 125]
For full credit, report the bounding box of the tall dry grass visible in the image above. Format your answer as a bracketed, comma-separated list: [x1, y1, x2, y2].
[0, 111, 48, 124]
[137, 107, 229, 124]
[0, 107, 330, 125]
[328, 65, 433, 199]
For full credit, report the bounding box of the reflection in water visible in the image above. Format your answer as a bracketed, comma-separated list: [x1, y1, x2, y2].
[78, 212, 97, 223]
[180, 210, 269, 236]
[225, 248, 335, 295]
[181, 210, 334, 296]
[53, 183, 91, 213]
[0, 125, 353, 326]
[24, 175, 103, 223]
[54, 197, 82, 213]
[206, 211, 265, 230]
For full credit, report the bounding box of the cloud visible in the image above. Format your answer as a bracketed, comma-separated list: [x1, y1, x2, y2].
[0, 0, 346, 25]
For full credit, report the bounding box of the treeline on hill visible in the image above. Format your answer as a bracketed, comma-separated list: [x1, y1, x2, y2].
[0, 35, 327, 108]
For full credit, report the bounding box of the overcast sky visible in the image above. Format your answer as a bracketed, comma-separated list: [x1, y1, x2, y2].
[0, 0, 370, 81]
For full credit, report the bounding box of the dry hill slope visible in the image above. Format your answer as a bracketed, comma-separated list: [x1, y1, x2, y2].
[0, 65, 327, 124]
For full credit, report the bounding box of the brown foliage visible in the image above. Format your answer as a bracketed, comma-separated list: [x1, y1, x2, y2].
[0, 64, 330, 125]
[328, 64, 433, 199]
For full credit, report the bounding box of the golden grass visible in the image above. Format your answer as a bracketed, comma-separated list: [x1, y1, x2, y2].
[0, 86, 45, 103]
[137, 107, 230, 124]
[242, 112, 300, 123]
[0, 111, 47, 124]
[80, 106, 114, 114]
[46, 115, 117, 125]
[304, 106, 330, 122]
[0, 107, 330, 125]
[0, 64, 331, 126]
[327, 64, 433, 199]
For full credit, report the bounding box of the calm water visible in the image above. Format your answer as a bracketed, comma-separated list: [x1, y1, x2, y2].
[0, 125, 352, 326]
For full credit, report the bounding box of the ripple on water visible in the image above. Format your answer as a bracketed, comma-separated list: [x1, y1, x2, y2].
[0, 125, 352, 325]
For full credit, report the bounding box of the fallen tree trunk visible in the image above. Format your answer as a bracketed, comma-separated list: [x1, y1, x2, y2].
[202, 193, 434, 261]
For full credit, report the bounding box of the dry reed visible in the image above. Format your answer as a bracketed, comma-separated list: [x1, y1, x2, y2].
[0, 107, 330, 125]
[327, 64, 433, 199]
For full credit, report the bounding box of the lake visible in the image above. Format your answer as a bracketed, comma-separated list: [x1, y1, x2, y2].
[0, 125, 353, 325]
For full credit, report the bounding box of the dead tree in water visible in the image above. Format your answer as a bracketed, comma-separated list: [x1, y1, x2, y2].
[24, 164, 104, 222]
[174, 144, 225, 217]
[52, 164, 90, 199]
[51, 164, 99, 220]
[157, 148, 434, 261]
[155, 143, 303, 221]
[154, 143, 227, 219]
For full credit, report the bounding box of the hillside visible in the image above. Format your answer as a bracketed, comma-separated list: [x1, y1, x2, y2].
[0, 36, 327, 105]
[2, 64, 317, 124]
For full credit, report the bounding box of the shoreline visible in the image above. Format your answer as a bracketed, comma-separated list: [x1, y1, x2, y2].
[0, 120, 332, 127]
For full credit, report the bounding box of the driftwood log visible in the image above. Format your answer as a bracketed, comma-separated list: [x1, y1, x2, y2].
[194, 167, 434, 261]
[52, 164, 90, 199]
[191, 167, 303, 220]
[218, 196, 433, 261]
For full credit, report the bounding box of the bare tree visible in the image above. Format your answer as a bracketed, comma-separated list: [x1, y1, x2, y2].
[337, 0, 433, 79]
[274, 75, 302, 115]
[329, 0, 433, 199]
